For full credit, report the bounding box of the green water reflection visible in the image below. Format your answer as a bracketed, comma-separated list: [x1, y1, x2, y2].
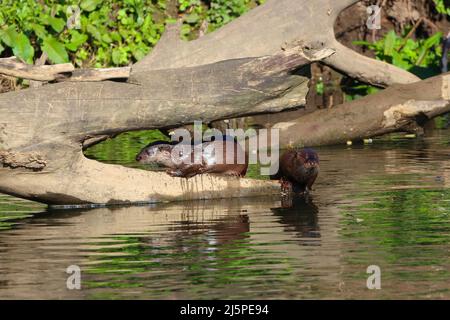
[0, 129, 450, 299]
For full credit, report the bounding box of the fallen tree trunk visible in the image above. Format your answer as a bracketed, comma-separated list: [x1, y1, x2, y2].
[0, 43, 332, 205]
[1, 0, 418, 87]
[134, 0, 419, 87]
[272, 73, 450, 147]
[0, 57, 74, 81]
[0, 57, 131, 82]
[0, 0, 425, 205]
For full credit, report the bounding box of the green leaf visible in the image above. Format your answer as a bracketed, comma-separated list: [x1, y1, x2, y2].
[0, 42, 4, 55]
[80, 0, 102, 12]
[111, 47, 129, 66]
[101, 34, 112, 43]
[392, 51, 411, 70]
[165, 18, 178, 24]
[111, 48, 122, 65]
[42, 36, 69, 64]
[48, 17, 65, 33]
[433, 0, 449, 15]
[384, 31, 397, 56]
[180, 24, 191, 38]
[65, 30, 88, 52]
[185, 12, 200, 24]
[416, 33, 442, 66]
[0, 28, 34, 63]
[353, 40, 372, 46]
[423, 32, 442, 49]
[110, 31, 122, 42]
[86, 24, 101, 41]
[0, 27, 18, 47]
[31, 23, 48, 39]
[132, 47, 148, 61]
[12, 33, 34, 64]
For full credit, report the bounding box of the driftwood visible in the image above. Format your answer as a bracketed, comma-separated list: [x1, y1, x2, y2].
[0, 42, 332, 205]
[273, 74, 450, 147]
[63, 67, 131, 82]
[0, 57, 74, 81]
[0, 57, 130, 82]
[1, 0, 418, 86]
[0, 0, 440, 206]
[133, 0, 419, 87]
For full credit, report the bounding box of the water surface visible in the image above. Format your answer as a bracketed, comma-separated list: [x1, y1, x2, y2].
[1, 129, 450, 299]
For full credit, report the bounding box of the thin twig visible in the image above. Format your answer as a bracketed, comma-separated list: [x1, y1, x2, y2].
[397, 17, 424, 52]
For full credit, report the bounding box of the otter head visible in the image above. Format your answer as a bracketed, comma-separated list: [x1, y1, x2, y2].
[136, 141, 175, 168]
[297, 148, 319, 170]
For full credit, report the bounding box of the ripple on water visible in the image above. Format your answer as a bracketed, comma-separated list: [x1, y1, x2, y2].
[1, 130, 450, 299]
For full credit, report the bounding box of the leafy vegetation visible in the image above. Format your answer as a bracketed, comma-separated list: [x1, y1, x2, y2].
[0, 0, 167, 67]
[0, 0, 264, 67]
[179, 0, 264, 38]
[341, 0, 450, 101]
[344, 29, 444, 101]
[433, 0, 450, 16]
[355, 30, 443, 78]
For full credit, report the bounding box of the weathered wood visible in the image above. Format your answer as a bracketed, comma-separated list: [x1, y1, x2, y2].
[29, 53, 48, 88]
[0, 44, 332, 205]
[1, 44, 333, 146]
[0, 0, 428, 206]
[0, 153, 280, 205]
[0, 57, 74, 81]
[272, 74, 450, 147]
[0, 57, 131, 82]
[134, 0, 419, 87]
[323, 39, 420, 87]
[61, 67, 131, 82]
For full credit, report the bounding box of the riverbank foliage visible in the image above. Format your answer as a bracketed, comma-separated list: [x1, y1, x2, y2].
[0, 0, 264, 68]
[345, 29, 444, 100]
[0, 0, 448, 101]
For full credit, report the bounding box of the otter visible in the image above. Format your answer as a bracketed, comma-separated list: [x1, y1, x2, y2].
[136, 139, 248, 178]
[271, 148, 319, 194]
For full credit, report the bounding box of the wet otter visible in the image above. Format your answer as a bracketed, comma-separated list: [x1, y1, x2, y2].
[271, 148, 319, 194]
[136, 139, 248, 178]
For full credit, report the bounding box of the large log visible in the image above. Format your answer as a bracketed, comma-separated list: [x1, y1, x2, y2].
[0, 44, 333, 205]
[272, 73, 450, 147]
[134, 0, 419, 87]
[0, 0, 418, 87]
[0, 57, 131, 82]
[0, 57, 74, 81]
[0, 0, 425, 205]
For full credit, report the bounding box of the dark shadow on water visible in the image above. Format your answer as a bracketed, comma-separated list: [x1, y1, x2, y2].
[3, 128, 450, 298]
[2, 197, 310, 299]
[271, 195, 320, 241]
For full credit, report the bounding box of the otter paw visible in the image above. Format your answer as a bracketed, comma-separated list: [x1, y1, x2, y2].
[166, 169, 184, 177]
[226, 172, 241, 177]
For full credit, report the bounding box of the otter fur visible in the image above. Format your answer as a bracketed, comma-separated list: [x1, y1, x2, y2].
[136, 139, 248, 178]
[271, 148, 319, 194]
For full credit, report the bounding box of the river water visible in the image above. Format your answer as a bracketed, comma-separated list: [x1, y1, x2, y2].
[0, 129, 450, 299]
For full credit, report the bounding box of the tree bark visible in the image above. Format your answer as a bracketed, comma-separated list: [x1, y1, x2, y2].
[0, 57, 74, 81]
[272, 74, 450, 148]
[0, 0, 428, 206]
[0, 57, 131, 82]
[322, 39, 420, 87]
[0, 43, 332, 205]
[133, 0, 419, 86]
